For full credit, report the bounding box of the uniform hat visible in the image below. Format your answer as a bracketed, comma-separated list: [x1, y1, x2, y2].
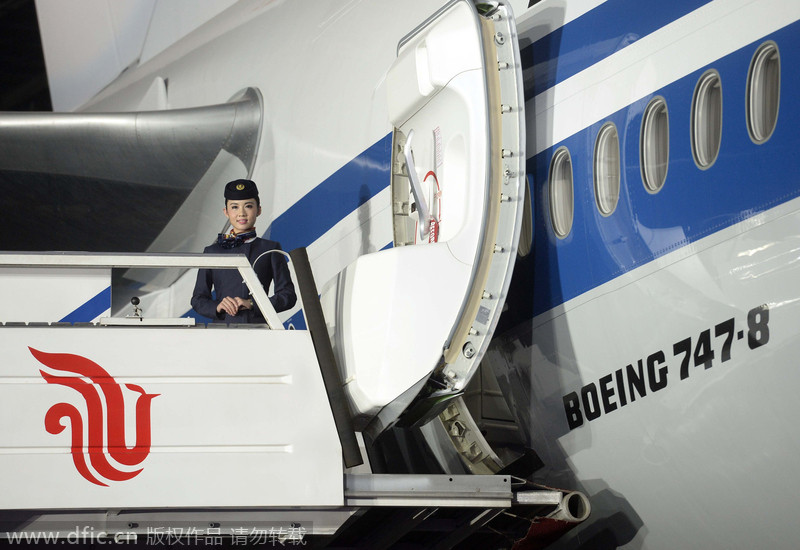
[224, 179, 260, 204]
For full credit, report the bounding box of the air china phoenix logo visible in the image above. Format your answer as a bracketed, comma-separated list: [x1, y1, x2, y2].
[30, 347, 159, 487]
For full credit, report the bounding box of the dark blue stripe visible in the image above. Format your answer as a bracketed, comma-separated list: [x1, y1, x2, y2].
[283, 311, 307, 330]
[59, 286, 111, 323]
[525, 23, 800, 316]
[265, 134, 393, 251]
[520, 0, 713, 99]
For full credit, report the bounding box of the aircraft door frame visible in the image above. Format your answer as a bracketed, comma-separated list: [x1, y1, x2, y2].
[337, 0, 526, 418]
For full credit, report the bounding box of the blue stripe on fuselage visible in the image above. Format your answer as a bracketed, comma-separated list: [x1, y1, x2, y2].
[520, 0, 713, 100]
[265, 134, 393, 251]
[526, 22, 800, 317]
[59, 286, 111, 323]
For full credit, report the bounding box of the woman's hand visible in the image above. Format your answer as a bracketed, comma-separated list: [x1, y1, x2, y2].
[216, 296, 253, 316]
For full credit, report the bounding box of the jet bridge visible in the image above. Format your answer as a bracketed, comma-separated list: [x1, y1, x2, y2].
[0, 251, 578, 547]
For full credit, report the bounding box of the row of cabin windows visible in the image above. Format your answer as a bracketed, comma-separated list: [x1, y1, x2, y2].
[547, 40, 780, 240]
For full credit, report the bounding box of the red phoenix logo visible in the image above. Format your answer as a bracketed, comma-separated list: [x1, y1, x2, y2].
[30, 347, 159, 487]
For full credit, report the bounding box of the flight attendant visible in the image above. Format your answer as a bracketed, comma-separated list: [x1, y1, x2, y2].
[191, 179, 296, 323]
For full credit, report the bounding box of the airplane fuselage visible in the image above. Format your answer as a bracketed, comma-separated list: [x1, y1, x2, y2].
[3, 0, 799, 547]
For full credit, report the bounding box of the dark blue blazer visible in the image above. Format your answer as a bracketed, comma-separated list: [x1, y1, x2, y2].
[191, 238, 296, 323]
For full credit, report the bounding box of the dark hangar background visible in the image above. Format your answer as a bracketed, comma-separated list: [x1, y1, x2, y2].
[0, 0, 51, 111]
[0, 1, 183, 253]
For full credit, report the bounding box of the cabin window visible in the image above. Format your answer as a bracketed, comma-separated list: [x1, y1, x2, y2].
[640, 97, 669, 193]
[518, 177, 533, 257]
[691, 70, 722, 169]
[747, 41, 780, 144]
[549, 147, 573, 239]
[593, 122, 620, 216]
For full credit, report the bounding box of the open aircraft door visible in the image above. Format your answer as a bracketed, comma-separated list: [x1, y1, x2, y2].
[335, 1, 526, 421]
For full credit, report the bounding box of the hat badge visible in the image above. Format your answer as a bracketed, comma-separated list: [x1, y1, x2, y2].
[236, 183, 245, 190]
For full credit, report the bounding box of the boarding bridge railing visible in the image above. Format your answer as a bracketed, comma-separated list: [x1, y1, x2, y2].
[0, 252, 283, 328]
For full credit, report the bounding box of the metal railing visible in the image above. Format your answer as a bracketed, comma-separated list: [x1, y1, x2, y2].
[0, 252, 283, 330]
